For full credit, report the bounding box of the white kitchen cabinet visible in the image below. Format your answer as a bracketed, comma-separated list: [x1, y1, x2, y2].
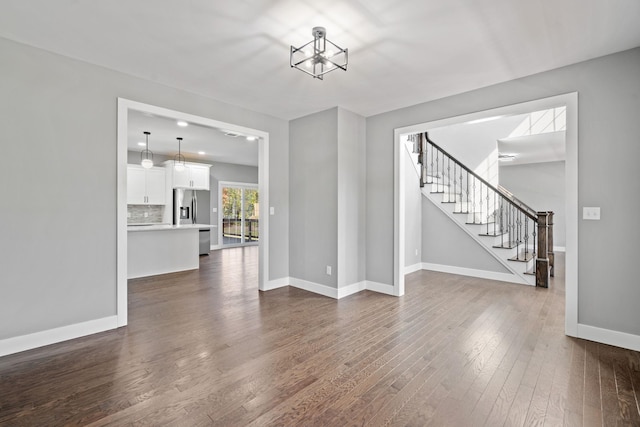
[127, 164, 166, 205]
[164, 161, 211, 190]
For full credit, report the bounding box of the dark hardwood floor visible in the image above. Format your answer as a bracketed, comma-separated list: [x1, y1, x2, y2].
[1, 248, 639, 426]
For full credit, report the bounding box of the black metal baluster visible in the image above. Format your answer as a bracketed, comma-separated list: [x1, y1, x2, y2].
[493, 190, 497, 236]
[466, 170, 470, 213]
[447, 158, 451, 201]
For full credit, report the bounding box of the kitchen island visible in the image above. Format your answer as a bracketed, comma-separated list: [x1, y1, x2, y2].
[127, 224, 213, 279]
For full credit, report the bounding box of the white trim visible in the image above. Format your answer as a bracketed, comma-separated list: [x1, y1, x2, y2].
[288, 278, 389, 299]
[210, 244, 223, 251]
[393, 129, 406, 296]
[337, 281, 367, 299]
[393, 92, 578, 336]
[262, 277, 290, 291]
[422, 263, 530, 285]
[564, 93, 579, 337]
[117, 99, 128, 327]
[366, 280, 396, 296]
[289, 277, 339, 299]
[553, 246, 566, 253]
[577, 324, 640, 352]
[0, 316, 118, 357]
[404, 263, 423, 275]
[117, 98, 270, 322]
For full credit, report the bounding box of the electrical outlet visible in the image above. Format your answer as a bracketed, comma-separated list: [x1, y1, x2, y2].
[583, 207, 600, 220]
[212, 208, 217, 213]
[270, 207, 275, 215]
[144, 212, 148, 218]
[415, 249, 419, 256]
[326, 265, 332, 275]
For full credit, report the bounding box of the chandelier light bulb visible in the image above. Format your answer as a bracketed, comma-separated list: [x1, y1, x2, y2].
[141, 158, 153, 169]
[174, 162, 185, 172]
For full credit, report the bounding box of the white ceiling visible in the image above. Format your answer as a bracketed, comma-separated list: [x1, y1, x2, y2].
[1, 0, 639, 120]
[128, 110, 259, 166]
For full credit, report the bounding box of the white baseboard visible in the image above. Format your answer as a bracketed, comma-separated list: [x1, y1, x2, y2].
[261, 277, 290, 291]
[288, 278, 393, 299]
[422, 262, 529, 285]
[365, 280, 396, 296]
[289, 277, 340, 299]
[0, 316, 119, 358]
[210, 244, 224, 251]
[553, 246, 566, 253]
[337, 281, 367, 299]
[404, 263, 422, 275]
[577, 323, 640, 352]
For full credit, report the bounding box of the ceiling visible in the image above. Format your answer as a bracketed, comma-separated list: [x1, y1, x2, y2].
[128, 110, 259, 166]
[1, 1, 639, 120]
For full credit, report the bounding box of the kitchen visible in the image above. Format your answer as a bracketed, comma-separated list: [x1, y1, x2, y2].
[126, 108, 260, 280]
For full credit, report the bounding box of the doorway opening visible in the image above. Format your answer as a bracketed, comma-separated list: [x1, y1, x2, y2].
[219, 182, 259, 247]
[117, 98, 270, 328]
[394, 93, 578, 336]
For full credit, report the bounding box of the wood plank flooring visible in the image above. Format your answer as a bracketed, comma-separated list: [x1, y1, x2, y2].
[1, 248, 639, 426]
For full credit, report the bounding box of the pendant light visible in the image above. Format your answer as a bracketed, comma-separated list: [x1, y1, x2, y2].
[174, 137, 186, 172]
[140, 131, 154, 169]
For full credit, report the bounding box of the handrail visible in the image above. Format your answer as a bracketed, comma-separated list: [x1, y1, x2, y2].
[422, 132, 538, 221]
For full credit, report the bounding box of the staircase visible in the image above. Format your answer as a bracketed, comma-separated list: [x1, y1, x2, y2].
[411, 132, 554, 287]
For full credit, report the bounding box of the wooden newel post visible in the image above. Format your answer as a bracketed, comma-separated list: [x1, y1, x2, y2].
[547, 211, 554, 277]
[536, 211, 550, 288]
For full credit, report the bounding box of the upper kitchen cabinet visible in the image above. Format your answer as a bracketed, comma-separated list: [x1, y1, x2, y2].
[127, 164, 166, 205]
[164, 161, 211, 190]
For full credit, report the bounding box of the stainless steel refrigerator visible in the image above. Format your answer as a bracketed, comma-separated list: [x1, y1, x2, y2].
[173, 189, 210, 255]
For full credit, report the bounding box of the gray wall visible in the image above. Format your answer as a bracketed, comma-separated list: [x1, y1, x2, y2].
[337, 108, 366, 286]
[0, 37, 288, 340]
[500, 161, 566, 248]
[421, 198, 510, 273]
[289, 108, 338, 287]
[367, 47, 640, 336]
[289, 107, 366, 289]
[210, 162, 259, 246]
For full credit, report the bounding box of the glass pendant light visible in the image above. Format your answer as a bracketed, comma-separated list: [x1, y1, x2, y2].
[140, 131, 154, 169]
[174, 137, 186, 172]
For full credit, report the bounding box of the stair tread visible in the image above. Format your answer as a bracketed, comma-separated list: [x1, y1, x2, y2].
[509, 251, 535, 262]
[479, 232, 507, 237]
[492, 241, 520, 249]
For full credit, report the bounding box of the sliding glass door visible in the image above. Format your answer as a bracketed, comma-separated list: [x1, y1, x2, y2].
[221, 183, 259, 247]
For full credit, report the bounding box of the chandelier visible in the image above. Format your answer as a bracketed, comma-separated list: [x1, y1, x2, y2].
[290, 27, 348, 80]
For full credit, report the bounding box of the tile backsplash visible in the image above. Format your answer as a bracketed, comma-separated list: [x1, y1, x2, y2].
[127, 205, 165, 224]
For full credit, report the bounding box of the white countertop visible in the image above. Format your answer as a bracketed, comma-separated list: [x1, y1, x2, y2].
[127, 223, 214, 232]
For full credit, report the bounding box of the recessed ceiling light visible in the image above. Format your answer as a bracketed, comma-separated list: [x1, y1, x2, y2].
[246, 136, 257, 141]
[137, 142, 146, 146]
[198, 151, 205, 155]
[177, 121, 188, 127]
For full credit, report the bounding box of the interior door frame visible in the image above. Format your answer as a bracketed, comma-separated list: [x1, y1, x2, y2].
[393, 93, 578, 337]
[218, 181, 259, 248]
[117, 98, 269, 327]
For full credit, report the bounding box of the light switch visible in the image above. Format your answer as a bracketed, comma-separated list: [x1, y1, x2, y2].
[270, 207, 275, 215]
[583, 207, 601, 220]
[212, 208, 217, 213]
